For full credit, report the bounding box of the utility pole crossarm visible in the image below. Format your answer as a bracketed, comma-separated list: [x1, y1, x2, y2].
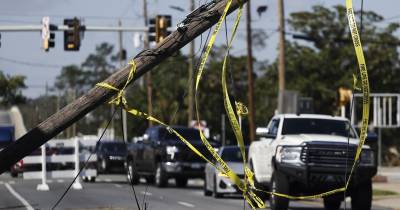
[0, 0, 248, 174]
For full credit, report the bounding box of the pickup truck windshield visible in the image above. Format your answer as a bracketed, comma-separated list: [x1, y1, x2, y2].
[159, 128, 201, 142]
[281, 118, 357, 138]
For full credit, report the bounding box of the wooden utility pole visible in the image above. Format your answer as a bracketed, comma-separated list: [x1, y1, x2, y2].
[278, 0, 286, 113]
[118, 20, 128, 141]
[0, 0, 249, 174]
[246, 0, 255, 142]
[143, 0, 153, 126]
[188, 0, 195, 126]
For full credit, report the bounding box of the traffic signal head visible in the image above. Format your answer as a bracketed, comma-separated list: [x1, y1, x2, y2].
[64, 18, 81, 51]
[337, 87, 352, 107]
[155, 15, 172, 43]
[41, 16, 55, 52]
[148, 18, 156, 42]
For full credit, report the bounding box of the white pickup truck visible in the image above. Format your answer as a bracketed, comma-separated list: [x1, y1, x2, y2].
[248, 114, 377, 210]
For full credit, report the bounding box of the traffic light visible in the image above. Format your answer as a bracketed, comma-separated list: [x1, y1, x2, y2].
[155, 15, 171, 43]
[148, 15, 172, 44]
[148, 18, 156, 42]
[64, 18, 81, 51]
[41, 16, 55, 52]
[337, 87, 353, 106]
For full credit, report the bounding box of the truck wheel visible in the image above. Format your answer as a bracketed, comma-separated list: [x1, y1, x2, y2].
[213, 175, 222, 198]
[323, 194, 342, 210]
[155, 163, 168, 188]
[351, 180, 372, 210]
[146, 176, 155, 184]
[204, 176, 212, 196]
[249, 160, 268, 201]
[269, 172, 289, 210]
[127, 161, 139, 185]
[175, 178, 188, 187]
[10, 172, 18, 178]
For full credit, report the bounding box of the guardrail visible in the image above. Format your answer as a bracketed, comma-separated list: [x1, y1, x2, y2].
[22, 137, 98, 191]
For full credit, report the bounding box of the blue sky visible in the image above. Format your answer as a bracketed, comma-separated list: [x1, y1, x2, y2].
[0, 0, 399, 98]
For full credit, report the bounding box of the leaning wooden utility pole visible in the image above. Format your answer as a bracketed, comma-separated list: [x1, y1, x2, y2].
[187, 0, 195, 126]
[0, 0, 249, 174]
[246, 0, 255, 142]
[143, 0, 153, 126]
[277, 0, 286, 113]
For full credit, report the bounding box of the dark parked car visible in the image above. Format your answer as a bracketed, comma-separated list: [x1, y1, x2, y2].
[126, 126, 219, 187]
[96, 141, 127, 174]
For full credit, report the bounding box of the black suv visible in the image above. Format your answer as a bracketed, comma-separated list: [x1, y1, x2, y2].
[96, 141, 127, 173]
[126, 126, 219, 187]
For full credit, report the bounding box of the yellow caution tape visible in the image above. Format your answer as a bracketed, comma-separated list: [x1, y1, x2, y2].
[96, 0, 370, 207]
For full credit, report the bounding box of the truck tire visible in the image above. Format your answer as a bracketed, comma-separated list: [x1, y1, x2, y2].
[249, 160, 269, 201]
[213, 175, 222, 198]
[204, 176, 212, 196]
[146, 176, 155, 184]
[176, 178, 188, 187]
[351, 180, 372, 210]
[323, 194, 342, 210]
[155, 163, 168, 188]
[127, 161, 140, 185]
[269, 172, 289, 210]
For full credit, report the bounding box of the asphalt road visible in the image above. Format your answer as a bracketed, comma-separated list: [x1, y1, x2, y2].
[0, 173, 391, 210]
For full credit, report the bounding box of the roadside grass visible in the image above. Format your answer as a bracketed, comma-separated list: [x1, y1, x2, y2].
[373, 189, 398, 196]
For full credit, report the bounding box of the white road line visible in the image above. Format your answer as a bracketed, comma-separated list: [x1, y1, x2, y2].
[4, 183, 34, 210]
[115, 184, 122, 188]
[105, 178, 112, 182]
[177, 201, 195, 208]
[57, 179, 64, 183]
[141, 191, 152, 196]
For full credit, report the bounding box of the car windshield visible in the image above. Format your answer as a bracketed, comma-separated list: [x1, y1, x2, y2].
[101, 143, 127, 153]
[281, 118, 357, 138]
[221, 147, 248, 162]
[159, 128, 201, 142]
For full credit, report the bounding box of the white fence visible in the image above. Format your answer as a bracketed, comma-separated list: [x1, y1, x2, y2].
[22, 137, 98, 191]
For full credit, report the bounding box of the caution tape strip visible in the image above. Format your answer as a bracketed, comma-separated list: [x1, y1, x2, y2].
[96, 0, 370, 207]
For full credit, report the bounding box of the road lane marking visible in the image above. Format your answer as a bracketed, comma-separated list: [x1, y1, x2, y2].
[141, 191, 152, 196]
[57, 179, 64, 183]
[4, 183, 34, 210]
[105, 178, 112, 182]
[115, 184, 122, 188]
[177, 201, 195, 208]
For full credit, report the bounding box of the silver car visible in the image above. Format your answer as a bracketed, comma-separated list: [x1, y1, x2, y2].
[204, 146, 248, 198]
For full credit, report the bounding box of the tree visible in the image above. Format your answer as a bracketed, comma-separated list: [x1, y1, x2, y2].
[259, 5, 400, 117]
[0, 71, 26, 107]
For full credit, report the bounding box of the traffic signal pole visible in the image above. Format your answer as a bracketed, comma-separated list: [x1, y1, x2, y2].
[188, 0, 195, 126]
[277, 0, 286, 113]
[0, 0, 249, 174]
[246, 0, 255, 142]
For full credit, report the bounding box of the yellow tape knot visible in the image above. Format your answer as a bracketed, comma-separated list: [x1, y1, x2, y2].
[235, 101, 248, 116]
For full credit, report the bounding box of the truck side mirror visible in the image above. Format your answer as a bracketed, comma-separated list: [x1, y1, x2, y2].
[256, 127, 276, 139]
[365, 132, 378, 144]
[142, 134, 150, 144]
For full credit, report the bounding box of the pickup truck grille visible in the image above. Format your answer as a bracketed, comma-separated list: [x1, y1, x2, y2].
[301, 143, 357, 166]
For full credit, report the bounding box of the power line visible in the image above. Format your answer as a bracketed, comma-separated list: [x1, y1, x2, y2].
[0, 57, 63, 69]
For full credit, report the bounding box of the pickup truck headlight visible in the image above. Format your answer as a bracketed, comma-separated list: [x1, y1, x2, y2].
[360, 149, 375, 166]
[166, 146, 179, 160]
[276, 146, 303, 164]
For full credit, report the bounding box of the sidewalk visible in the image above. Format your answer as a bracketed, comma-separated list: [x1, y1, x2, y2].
[372, 167, 400, 210]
